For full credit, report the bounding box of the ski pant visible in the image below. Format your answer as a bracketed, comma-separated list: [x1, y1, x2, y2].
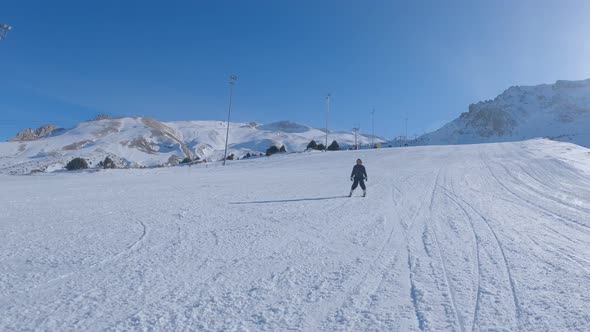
[351, 178, 366, 191]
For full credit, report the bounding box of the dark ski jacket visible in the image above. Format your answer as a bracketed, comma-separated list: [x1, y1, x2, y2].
[351, 164, 367, 180]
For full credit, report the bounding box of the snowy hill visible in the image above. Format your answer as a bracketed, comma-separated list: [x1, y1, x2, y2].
[0, 117, 382, 174]
[1, 139, 590, 330]
[416, 79, 590, 147]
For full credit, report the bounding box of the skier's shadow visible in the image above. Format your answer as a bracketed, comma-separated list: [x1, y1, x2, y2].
[230, 196, 347, 204]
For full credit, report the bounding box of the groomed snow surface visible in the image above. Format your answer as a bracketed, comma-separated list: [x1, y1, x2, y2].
[1, 139, 590, 331]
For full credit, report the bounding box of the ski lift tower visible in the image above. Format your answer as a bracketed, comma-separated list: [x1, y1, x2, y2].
[352, 124, 360, 150]
[0, 24, 12, 40]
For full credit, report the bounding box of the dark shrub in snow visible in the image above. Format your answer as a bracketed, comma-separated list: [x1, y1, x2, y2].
[102, 156, 116, 168]
[66, 157, 89, 170]
[307, 140, 318, 150]
[266, 146, 280, 156]
[327, 140, 340, 151]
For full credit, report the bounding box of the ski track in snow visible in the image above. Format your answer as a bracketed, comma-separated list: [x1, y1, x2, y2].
[1, 139, 590, 331]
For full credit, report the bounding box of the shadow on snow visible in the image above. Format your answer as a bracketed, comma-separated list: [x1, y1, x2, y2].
[230, 196, 348, 204]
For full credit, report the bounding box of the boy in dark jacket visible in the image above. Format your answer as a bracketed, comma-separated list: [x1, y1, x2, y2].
[349, 158, 367, 197]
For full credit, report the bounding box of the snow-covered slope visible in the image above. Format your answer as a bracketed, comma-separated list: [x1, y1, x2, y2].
[169, 120, 380, 161]
[1, 139, 589, 330]
[0, 117, 191, 174]
[417, 79, 590, 147]
[0, 118, 382, 174]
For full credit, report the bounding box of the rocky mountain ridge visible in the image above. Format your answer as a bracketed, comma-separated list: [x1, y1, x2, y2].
[10, 124, 62, 141]
[416, 79, 590, 148]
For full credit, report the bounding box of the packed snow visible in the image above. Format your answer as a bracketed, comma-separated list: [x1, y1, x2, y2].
[1, 139, 590, 331]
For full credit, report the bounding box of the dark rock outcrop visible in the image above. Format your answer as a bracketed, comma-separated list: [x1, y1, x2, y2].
[10, 124, 61, 141]
[92, 114, 112, 121]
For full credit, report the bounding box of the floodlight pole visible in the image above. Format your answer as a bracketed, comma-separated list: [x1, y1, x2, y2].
[223, 75, 238, 165]
[325, 94, 330, 150]
[404, 117, 408, 144]
[371, 109, 375, 148]
[0, 24, 12, 40]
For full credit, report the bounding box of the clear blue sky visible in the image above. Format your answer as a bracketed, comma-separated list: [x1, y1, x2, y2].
[2, 0, 590, 140]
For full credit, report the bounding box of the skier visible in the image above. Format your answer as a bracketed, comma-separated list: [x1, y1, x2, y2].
[349, 158, 367, 197]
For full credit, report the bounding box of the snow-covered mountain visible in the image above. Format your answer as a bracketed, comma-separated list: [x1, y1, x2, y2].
[416, 79, 590, 147]
[0, 117, 382, 174]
